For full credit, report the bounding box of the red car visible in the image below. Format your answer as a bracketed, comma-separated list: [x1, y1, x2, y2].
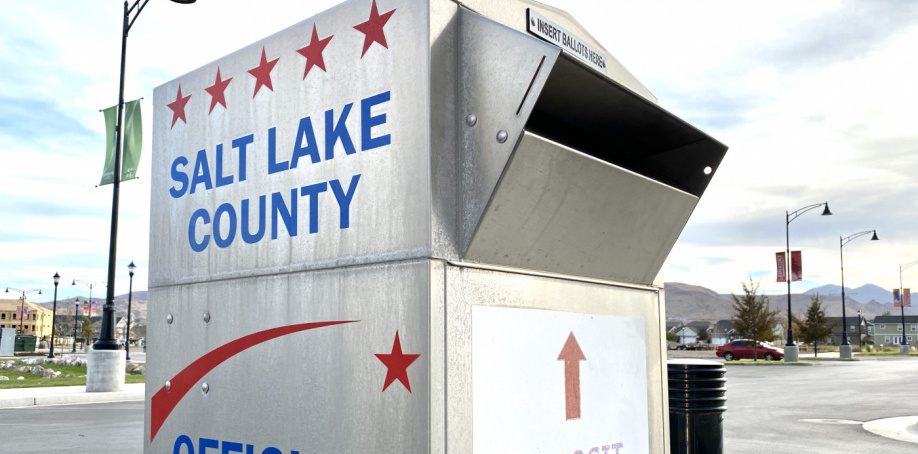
[716, 339, 784, 361]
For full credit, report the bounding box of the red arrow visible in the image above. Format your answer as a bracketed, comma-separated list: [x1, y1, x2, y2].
[558, 332, 586, 420]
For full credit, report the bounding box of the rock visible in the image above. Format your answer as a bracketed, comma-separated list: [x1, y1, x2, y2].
[30, 366, 44, 375]
[15, 376, 24, 380]
[131, 365, 145, 375]
[19, 366, 30, 373]
[0, 376, 8, 380]
[42, 368, 56, 378]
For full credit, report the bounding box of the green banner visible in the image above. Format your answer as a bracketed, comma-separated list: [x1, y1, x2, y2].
[99, 99, 143, 186]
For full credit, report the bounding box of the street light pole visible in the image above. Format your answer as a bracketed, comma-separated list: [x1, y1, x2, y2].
[72, 279, 105, 348]
[89, 0, 196, 392]
[125, 261, 136, 361]
[4, 287, 42, 335]
[48, 273, 61, 359]
[784, 202, 832, 362]
[898, 261, 918, 354]
[838, 230, 879, 359]
[97, 0, 197, 353]
[72, 301, 80, 353]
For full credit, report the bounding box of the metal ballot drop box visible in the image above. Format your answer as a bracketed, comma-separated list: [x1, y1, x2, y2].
[147, 1, 727, 453]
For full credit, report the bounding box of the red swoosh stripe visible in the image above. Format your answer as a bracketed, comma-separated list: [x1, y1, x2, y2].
[150, 320, 357, 442]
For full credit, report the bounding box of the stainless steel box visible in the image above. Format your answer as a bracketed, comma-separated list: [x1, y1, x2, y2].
[147, 1, 726, 452]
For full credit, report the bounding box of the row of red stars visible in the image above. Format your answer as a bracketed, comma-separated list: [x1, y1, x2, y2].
[166, 0, 396, 129]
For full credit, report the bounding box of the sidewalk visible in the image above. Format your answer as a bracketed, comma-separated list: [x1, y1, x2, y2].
[0, 383, 145, 409]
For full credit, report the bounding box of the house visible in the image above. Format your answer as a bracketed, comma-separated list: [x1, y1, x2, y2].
[872, 315, 918, 347]
[667, 320, 714, 344]
[115, 317, 138, 342]
[826, 316, 869, 346]
[711, 320, 736, 345]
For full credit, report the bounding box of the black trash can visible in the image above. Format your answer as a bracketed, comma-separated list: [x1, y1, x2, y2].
[668, 359, 727, 454]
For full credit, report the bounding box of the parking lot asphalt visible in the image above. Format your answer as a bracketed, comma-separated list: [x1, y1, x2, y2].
[720, 355, 918, 453]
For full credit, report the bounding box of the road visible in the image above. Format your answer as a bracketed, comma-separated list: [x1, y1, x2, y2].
[0, 401, 143, 454]
[0, 356, 915, 453]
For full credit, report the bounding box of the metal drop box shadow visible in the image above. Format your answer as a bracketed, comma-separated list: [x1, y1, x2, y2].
[147, 1, 726, 452]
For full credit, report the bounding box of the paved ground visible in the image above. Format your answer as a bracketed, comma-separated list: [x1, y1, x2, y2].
[0, 353, 915, 452]
[0, 401, 143, 453]
[723, 355, 918, 453]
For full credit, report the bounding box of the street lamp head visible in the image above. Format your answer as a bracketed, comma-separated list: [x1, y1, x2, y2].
[870, 230, 879, 241]
[38, 289, 42, 295]
[4, 287, 8, 293]
[821, 203, 832, 216]
[128, 261, 137, 276]
[71, 280, 76, 286]
[53, 272, 60, 286]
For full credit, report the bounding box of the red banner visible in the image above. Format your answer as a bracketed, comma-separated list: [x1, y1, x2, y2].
[906, 288, 911, 307]
[776, 252, 787, 282]
[15, 306, 21, 320]
[790, 251, 803, 281]
[83, 301, 89, 315]
[91, 301, 98, 317]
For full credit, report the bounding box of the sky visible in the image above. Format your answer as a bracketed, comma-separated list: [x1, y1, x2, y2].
[1, 0, 917, 302]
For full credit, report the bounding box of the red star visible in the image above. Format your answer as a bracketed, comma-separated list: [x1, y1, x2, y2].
[166, 85, 191, 129]
[247, 47, 280, 97]
[204, 67, 233, 114]
[296, 25, 334, 79]
[374, 331, 420, 393]
[353, 0, 396, 58]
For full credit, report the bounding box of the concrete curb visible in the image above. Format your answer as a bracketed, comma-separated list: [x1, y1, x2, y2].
[0, 384, 144, 409]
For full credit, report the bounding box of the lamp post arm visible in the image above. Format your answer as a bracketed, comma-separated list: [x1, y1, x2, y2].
[841, 230, 876, 247]
[787, 202, 829, 224]
[127, 0, 151, 34]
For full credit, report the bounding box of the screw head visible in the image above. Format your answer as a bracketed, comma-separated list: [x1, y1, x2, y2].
[166, 314, 174, 324]
[165, 380, 172, 391]
[201, 382, 210, 394]
[465, 114, 478, 127]
[203, 311, 211, 323]
[496, 130, 509, 143]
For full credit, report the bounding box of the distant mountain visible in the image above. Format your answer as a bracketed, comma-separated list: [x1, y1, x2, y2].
[665, 282, 914, 322]
[805, 284, 893, 304]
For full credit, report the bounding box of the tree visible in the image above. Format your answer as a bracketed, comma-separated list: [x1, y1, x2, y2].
[796, 294, 836, 358]
[731, 279, 780, 360]
[666, 331, 677, 342]
[881, 310, 892, 317]
[82, 316, 95, 343]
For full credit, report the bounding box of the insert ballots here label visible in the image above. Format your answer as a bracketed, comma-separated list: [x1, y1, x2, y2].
[527, 8, 607, 74]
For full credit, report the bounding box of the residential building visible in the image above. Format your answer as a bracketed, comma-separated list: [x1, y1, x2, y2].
[872, 315, 918, 347]
[0, 298, 53, 339]
[826, 316, 869, 346]
[711, 320, 736, 345]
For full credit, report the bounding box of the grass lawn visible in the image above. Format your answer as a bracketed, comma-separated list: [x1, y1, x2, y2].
[857, 351, 918, 356]
[0, 365, 145, 389]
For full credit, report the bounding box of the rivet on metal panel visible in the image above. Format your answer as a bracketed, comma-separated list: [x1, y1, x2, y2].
[201, 382, 210, 395]
[203, 311, 211, 323]
[165, 380, 171, 391]
[465, 114, 478, 127]
[704, 166, 713, 175]
[496, 130, 509, 143]
[530, 17, 536, 27]
[166, 314, 173, 324]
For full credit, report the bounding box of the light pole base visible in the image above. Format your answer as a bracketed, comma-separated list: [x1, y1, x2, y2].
[900, 344, 911, 354]
[783, 345, 799, 362]
[86, 349, 126, 392]
[839, 345, 853, 359]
